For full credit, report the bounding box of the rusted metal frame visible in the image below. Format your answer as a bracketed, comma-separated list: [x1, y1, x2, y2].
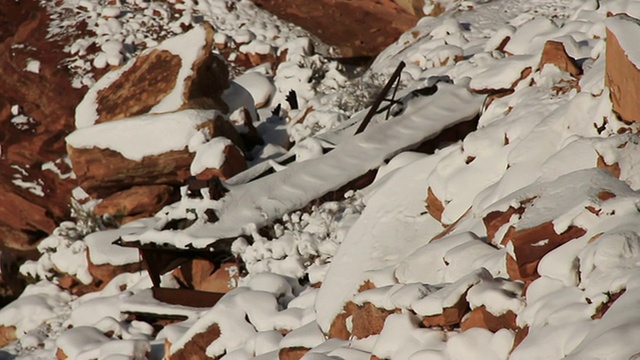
[354, 61, 406, 135]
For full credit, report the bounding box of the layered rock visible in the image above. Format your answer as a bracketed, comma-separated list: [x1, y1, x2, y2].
[172, 261, 239, 293]
[539, 40, 581, 77]
[250, 0, 418, 57]
[482, 169, 632, 282]
[0, 0, 83, 253]
[93, 185, 177, 225]
[66, 110, 244, 197]
[605, 15, 640, 123]
[75, 23, 229, 129]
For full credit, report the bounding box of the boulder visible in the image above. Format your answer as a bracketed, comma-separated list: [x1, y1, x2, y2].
[605, 15, 640, 123]
[172, 261, 239, 293]
[168, 323, 220, 360]
[328, 301, 358, 340]
[278, 347, 309, 360]
[66, 110, 243, 197]
[75, 22, 229, 129]
[421, 295, 470, 329]
[460, 305, 517, 332]
[351, 302, 396, 339]
[57, 249, 144, 296]
[539, 40, 581, 77]
[501, 221, 586, 282]
[250, 0, 418, 58]
[426, 187, 445, 224]
[394, 0, 426, 16]
[0, 0, 83, 253]
[0, 325, 16, 348]
[93, 185, 177, 225]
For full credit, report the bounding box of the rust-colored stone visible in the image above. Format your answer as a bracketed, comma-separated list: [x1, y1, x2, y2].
[605, 17, 640, 123]
[250, 0, 418, 58]
[172, 261, 239, 293]
[0, 325, 16, 348]
[95, 50, 181, 123]
[93, 185, 176, 223]
[55, 347, 68, 360]
[422, 295, 470, 329]
[93, 23, 229, 125]
[461, 305, 518, 333]
[592, 289, 626, 319]
[279, 347, 309, 360]
[169, 323, 220, 360]
[426, 187, 445, 224]
[351, 302, 396, 339]
[511, 326, 529, 352]
[328, 301, 358, 340]
[539, 40, 581, 77]
[502, 222, 586, 282]
[596, 154, 621, 179]
[193, 145, 247, 181]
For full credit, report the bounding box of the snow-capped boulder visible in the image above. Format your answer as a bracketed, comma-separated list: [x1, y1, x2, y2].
[538, 40, 581, 77]
[75, 22, 229, 129]
[483, 168, 638, 282]
[172, 261, 239, 294]
[66, 110, 244, 197]
[605, 15, 640, 123]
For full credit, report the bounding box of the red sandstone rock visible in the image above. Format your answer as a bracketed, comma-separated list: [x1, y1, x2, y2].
[0, 0, 84, 251]
[250, 0, 418, 58]
[351, 302, 397, 339]
[93, 185, 177, 224]
[83, 23, 229, 126]
[328, 302, 358, 340]
[421, 294, 470, 329]
[168, 323, 220, 360]
[67, 112, 242, 197]
[279, 347, 310, 360]
[0, 325, 16, 348]
[426, 187, 446, 224]
[605, 15, 640, 123]
[172, 261, 239, 293]
[461, 305, 518, 333]
[539, 40, 581, 77]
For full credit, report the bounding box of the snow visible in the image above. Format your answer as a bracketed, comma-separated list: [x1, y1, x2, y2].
[233, 72, 276, 108]
[67, 109, 222, 161]
[190, 137, 234, 175]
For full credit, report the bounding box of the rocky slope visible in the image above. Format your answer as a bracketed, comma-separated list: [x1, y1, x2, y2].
[4, 0, 640, 359]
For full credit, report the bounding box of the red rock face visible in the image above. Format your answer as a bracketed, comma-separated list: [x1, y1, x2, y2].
[421, 295, 470, 329]
[460, 305, 518, 333]
[539, 40, 581, 77]
[351, 302, 397, 339]
[250, 0, 418, 58]
[279, 347, 310, 360]
[605, 17, 640, 123]
[0, 0, 84, 251]
[92, 185, 178, 225]
[168, 323, 220, 360]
